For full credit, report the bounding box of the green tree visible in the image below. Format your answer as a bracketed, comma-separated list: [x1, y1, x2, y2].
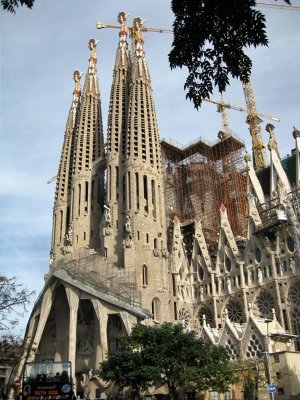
[169, 0, 290, 109]
[98, 322, 236, 399]
[1, 0, 34, 13]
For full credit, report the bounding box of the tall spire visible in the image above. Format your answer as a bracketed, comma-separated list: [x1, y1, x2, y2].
[51, 40, 105, 264]
[51, 70, 82, 264]
[104, 12, 131, 260]
[121, 16, 169, 318]
[69, 39, 105, 254]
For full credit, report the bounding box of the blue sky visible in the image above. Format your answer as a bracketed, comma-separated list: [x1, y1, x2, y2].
[1, 0, 300, 334]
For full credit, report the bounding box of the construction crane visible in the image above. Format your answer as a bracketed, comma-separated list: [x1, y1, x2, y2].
[204, 94, 280, 170]
[257, 2, 300, 10]
[96, 22, 172, 35]
[47, 175, 57, 184]
[242, 80, 269, 170]
[204, 97, 280, 123]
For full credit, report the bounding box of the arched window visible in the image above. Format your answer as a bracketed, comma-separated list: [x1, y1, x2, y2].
[142, 264, 148, 286]
[152, 297, 161, 321]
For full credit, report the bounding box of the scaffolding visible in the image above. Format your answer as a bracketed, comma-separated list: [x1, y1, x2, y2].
[51, 249, 141, 308]
[161, 131, 248, 250]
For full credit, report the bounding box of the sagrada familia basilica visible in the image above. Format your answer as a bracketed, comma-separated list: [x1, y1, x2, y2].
[16, 12, 300, 400]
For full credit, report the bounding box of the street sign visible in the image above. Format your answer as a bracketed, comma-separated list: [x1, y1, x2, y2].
[269, 384, 276, 393]
[14, 379, 21, 388]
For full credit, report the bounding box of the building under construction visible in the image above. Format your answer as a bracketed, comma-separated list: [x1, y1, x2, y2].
[162, 132, 248, 255]
[15, 12, 300, 400]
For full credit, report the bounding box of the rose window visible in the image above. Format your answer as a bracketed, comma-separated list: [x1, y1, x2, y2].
[290, 284, 300, 307]
[198, 307, 213, 326]
[257, 291, 275, 316]
[227, 300, 243, 323]
[178, 308, 191, 328]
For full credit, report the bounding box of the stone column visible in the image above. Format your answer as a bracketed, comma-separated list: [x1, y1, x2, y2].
[91, 300, 108, 362]
[28, 287, 53, 361]
[65, 286, 80, 391]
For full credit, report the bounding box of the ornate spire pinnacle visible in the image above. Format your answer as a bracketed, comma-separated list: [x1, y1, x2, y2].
[293, 125, 300, 139]
[71, 70, 83, 121]
[118, 11, 129, 48]
[88, 38, 99, 74]
[72, 70, 83, 105]
[266, 123, 280, 159]
[133, 17, 145, 58]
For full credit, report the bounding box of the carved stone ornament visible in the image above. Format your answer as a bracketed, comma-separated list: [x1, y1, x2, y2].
[88, 38, 99, 74]
[118, 11, 128, 48]
[133, 17, 145, 58]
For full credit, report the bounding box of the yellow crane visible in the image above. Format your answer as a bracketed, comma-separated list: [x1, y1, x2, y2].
[204, 83, 280, 171]
[96, 22, 172, 35]
[204, 97, 280, 123]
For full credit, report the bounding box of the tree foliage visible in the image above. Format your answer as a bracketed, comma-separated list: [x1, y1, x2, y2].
[169, 0, 290, 109]
[98, 323, 236, 398]
[0, 274, 35, 332]
[1, 0, 34, 13]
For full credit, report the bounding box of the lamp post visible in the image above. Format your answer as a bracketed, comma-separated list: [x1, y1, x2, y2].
[264, 319, 274, 400]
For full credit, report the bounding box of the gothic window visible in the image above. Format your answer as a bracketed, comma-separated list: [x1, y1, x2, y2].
[256, 290, 275, 317]
[225, 338, 240, 360]
[78, 184, 81, 216]
[142, 264, 148, 286]
[59, 210, 63, 243]
[255, 247, 262, 262]
[276, 260, 281, 275]
[246, 333, 263, 358]
[152, 297, 161, 321]
[84, 181, 88, 213]
[127, 171, 131, 209]
[198, 266, 204, 280]
[135, 172, 139, 209]
[143, 175, 148, 212]
[227, 300, 243, 323]
[225, 255, 231, 272]
[287, 236, 295, 252]
[283, 260, 287, 271]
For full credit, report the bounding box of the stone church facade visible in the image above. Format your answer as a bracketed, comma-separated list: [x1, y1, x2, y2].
[16, 12, 300, 399]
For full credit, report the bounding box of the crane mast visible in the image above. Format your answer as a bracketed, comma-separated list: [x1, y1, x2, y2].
[242, 80, 268, 170]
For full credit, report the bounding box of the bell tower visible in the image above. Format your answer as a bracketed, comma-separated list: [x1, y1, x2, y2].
[105, 16, 170, 320]
[103, 12, 131, 262]
[51, 39, 105, 264]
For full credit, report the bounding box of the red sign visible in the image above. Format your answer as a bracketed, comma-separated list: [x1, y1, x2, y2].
[14, 380, 21, 387]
